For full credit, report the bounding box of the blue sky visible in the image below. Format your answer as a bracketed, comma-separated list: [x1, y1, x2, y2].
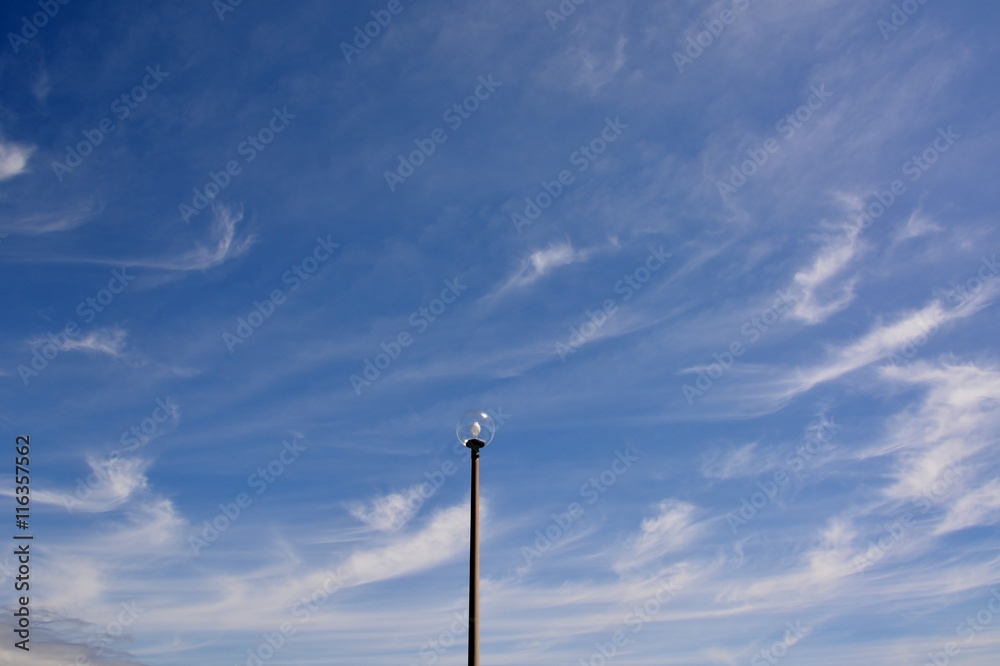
[2, 0, 1000, 663]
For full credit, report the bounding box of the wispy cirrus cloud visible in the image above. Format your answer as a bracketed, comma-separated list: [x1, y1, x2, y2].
[348, 484, 426, 532]
[5, 2, 998, 664]
[9, 205, 252, 272]
[28, 455, 151, 513]
[339, 502, 472, 586]
[893, 208, 942, 244]
[634, 500, 705, 553]
[0, 203, 102, 235]
[701, 442, 762, 480]
[860, 361, 1000, 537]
[31, 326, 129, 358]
[491, 241, 591, 298]
[150, 204, 254, 272]
[112, 204, 253, 272]
[796, 285, 998, 392]
[935, 479, 1000, 535]
[707, 279, 1000, 415]
[615, 500, 708, 574]
[788, 226, 862, 325]
[725, 517, 858, 606]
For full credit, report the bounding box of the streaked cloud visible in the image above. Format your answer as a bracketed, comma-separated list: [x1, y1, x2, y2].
[29, 455, 151, 513]
[339, 503, 471, 586]
[347, 484, 426, 532]
[30, 326, 129, 358]
[3, 2, 998, 664]
[492, 241, 591, 297]
[788, 226, 861, 325]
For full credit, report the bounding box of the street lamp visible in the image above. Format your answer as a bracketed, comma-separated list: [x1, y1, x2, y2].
[456, 410, 495, 666]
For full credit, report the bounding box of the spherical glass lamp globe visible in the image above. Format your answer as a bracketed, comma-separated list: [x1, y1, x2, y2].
[457, 410, 495, 447]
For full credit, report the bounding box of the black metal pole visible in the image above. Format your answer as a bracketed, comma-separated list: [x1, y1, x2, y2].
[467, 439, 483, 666]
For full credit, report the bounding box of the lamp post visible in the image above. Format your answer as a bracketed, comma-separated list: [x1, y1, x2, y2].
[456, 410, 496, 666]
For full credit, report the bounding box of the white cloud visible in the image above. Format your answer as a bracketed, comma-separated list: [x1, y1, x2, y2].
[1, 204, 101, 234]
[0, 137, 35, 180]
[571, 33, 629, 93]
[636, 500, 704, 552]
[153, 204, 253, 271]
[701, 442, 762, 480]
[339, 503, 471, 586]
[740, 280, 1000, 410]
[28, 205, 253, 272]
[348, 484, 427, 532]
[894, 209, 942, 243]
[104, 498, 186, 552]
[861, 361, 1000, 537]
[27, 455, 150, 513]
[497, 241, 590, 294]
[616, 500, 706, 573]
[936, 479, 1000, 535]
[31, 326, 129, 358]
[788, 226, 861, 325]
[728, 518, 858, 605]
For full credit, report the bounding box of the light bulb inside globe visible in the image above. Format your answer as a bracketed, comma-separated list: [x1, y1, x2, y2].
[457, 410, 495, 447]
